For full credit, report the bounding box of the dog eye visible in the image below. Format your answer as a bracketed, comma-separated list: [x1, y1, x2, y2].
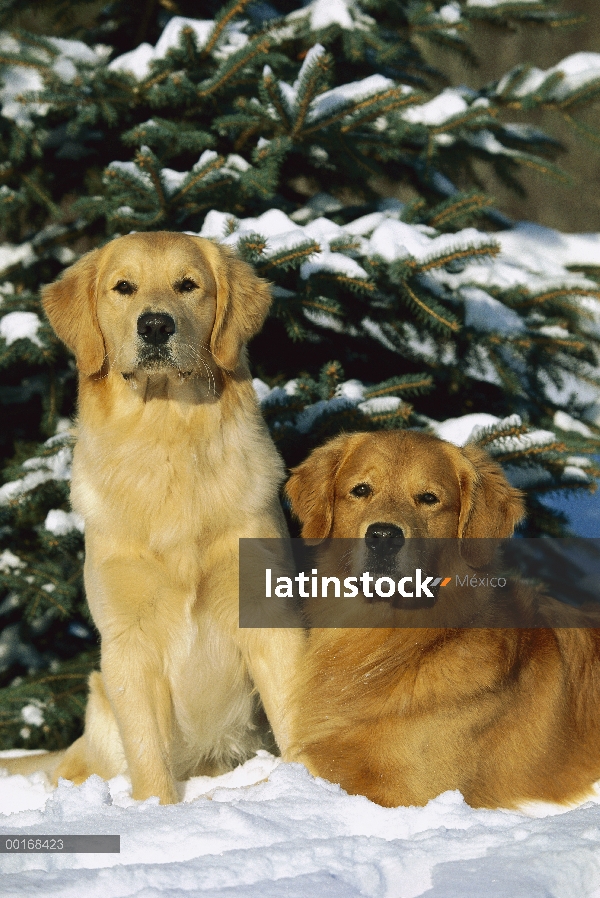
[176, 278, 198, 293]
[112, 280, 136, 295]
[417, 492, 439, 505]
[350, 483, 372, 498]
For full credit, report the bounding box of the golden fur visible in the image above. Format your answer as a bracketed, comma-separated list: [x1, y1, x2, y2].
[285, 430, 600, 810]
[6, 232, 305, 803]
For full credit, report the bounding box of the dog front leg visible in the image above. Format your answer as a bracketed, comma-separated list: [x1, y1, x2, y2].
[240, 627, 306, 758]
[100, 635, 177, 804]
[86, 556, 180, 804]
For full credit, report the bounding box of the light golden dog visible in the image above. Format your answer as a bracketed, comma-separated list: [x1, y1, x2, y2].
[286, 430, 600, 810]
[7, 231, 305, 804]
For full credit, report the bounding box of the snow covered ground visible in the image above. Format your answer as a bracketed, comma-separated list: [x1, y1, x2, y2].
[2, 750, 600, 897]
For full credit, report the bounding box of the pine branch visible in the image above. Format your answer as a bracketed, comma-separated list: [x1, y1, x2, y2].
[561, 112, 600, 146]
[364, 374, 434, 399]
[291, 49, 331, 139]
[518, 287, 600, 308]
[303, 88, 416, 137]
[196, 36, 271, 100]
[201, 0, 254, 59]
[256, 242, 321, 273]
[416, 244, 499, 274]
[427, 193, 495, 229]
[400, 281, 460, 332]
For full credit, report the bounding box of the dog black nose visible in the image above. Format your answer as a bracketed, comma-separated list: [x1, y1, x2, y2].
[137, 313, 176, 345]
[365, 522, 405, 553]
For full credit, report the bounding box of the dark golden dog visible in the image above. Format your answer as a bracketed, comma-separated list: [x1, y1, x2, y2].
[285, 430, 600, 810]
[5, 232, 305, 803]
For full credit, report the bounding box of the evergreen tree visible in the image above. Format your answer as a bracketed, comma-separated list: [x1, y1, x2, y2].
[1, 0, 600, 749]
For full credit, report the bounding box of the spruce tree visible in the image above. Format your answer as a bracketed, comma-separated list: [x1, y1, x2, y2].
[1, 0, 600, 749]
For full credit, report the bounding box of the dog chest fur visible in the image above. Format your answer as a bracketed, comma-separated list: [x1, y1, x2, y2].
[72, 377, 283, 543]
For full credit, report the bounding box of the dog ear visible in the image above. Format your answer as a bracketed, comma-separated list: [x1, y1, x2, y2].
[285, 435, 354, 540]
[456, 443, 525, 567]
[200, 240, 272, 372]
[42, 249, 105, 377]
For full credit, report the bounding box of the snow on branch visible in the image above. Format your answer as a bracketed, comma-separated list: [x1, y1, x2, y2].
[497, 53, 600, 106]
[107, 16, 249, 80]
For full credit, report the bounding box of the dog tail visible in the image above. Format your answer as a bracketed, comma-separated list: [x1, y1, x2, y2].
[0, 750, 67, 778]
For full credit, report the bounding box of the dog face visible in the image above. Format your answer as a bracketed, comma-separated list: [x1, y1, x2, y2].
[286, 431, 525, 603]
[42, 232, 272, 379]
[287, 431, 524, 542]
[94, 233, 218, 380]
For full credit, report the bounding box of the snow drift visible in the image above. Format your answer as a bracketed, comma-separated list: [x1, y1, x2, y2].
[2, 751, 600, 897]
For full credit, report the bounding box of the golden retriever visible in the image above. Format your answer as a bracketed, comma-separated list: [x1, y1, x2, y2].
[6, 231, 305, 804]
[285, 430, 600, 810]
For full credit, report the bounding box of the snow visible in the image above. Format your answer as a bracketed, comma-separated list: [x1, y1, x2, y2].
[461, 286, 525, 334]
[300, 251, 368, 280]
[427, 413, 592, 490]
[367, 219, 430, 261]
[44, 509, 85, 536]
[47, 37, 100, 66]
[540, 369, 600, 425]
[562, 464, 590, 483]
[465, 344, 503, 386]
[336, 379, 366, 401]
[402, 88, 469, 126]
[200, 206, 498, 279]
[358, 396, 403, 415]
[0, 445, 72, 505]
[362, 317, 401, 353]
[45, 37, 100, 82]
[252, 378, 271, 402]
[466, 129, 523, 158]
[284, 0, 371, 33]
[0, 37, 104, 124]
[201, 208, 317, 259]
[254, 379, 582, 486]
[432, 222, 599, 302]
[430, 169, 457, 196]
[554, 410, 593, 437]
[468, 0, 542, 6]
[0, 243, 35, 273]
[109, 150, 253, 203]
[223, 153, 250, 173]
[295, 397, 356, 434]
[432, 412, 501, 446]
[1, 753, 600, 897]
[497, 52, 600, 102]
[106, 158, 152, 188]
[107, 43, 154, 79]
[304, 216, 345, 244]
[485, 427, 558, 456]
[0, 311, 43, 348]
[497, 222, 600, 271]
[439, 3, 462, 24]
[0, 66, 45, 125]
[310, 0, 354, 30]
[108, 16, 247, 79]
[369, 220, 493, 267]
[20, 704, 44, 727]
[344, 211, 395, 236]
[266, 45, 402, 127]
[307, 74, 401, 124]
[153, 17, 215, 59]
[160, 168, 187, 196]
[0, 549, 24, 573]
